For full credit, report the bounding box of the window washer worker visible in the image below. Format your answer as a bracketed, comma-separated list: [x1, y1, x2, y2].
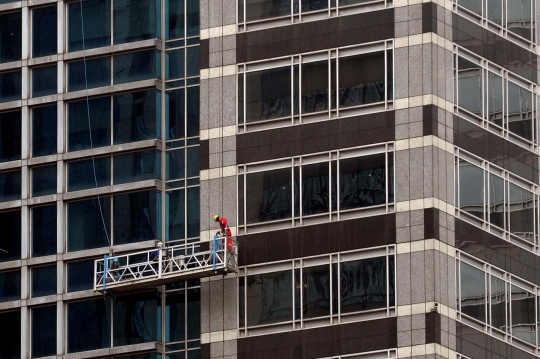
[213, 214, 233, 251]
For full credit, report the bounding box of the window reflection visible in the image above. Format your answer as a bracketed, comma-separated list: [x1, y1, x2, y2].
[246, 67, 292, 123]
[32, 6, 57, 58]
[113, 90, 160, 145]
[113, 190, 160, 245]
[32, 65, 57, 98]
[68, 0, 111, 52]
[509, 183, 534, 242]
[247, 270, 293, 326]
[490, 276, 506, 332]
[457, 0, 481, 15]
[113, 150, 160, 185]
[460, 261, 486, 323]
[32, 264, 57, 297]
[32, 305, 56, 358]
[113, 292, 161, 346]
[67, 197, 111, 252]
[245, 0, 290, 22]
[457, 57, 482, 117]
[339, 52, 385, 108]
[340, 153, 387, 210]
[507, 0, 533, 40]
[302, 162, 329, 216]
[68, 96, 111, 151]
[246, 168, 292, 224]
[67, 259, 95, 292]
[458, 160, 483, 220]
[511, 285, 536, 344]
[68, 157, 111, 191]
[507, 82, 532, 141]
[486, 72, 503, 127]
[488, 174, 504, 229]
[301, 61, 328, 114]
[302, 265, 330, 319]
[113, 50, 161, 85]
[113, 0, 160, 44]
[0, 11, 22, 64]
[487, 0, 503, 24]
[32, 164, 57, 197]
[68, 57, 111, 91]
[67, 299, 111, 353]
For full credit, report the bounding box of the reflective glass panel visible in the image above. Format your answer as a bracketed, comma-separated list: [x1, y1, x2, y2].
[507, 0, 532, 40]
[67, 299, 111, 353]
[302, 265, 330, 319]
[0, 11, 22, 63]
[0, 270, 20, 302]
[68, 0, 111, 52]
[0, 210, 20, 262]
[166, 0, 184, 39]
[302, 61, 328, 114]
[186, 46, 200, 77]
[460, 261, 486, 323]
[0, 310, 20, 359]
[113, 150, 160, 184]
[167, 190, 185, 240]
[339, 52, 385, 108]
[186, 146, 199, 178]
[302, 162, 329, 215]
[113, 292, 161, 346]
[246, 270, 292, 326]
[0, 110, 21, 163]
[246, 168, 292, 224]
[457, 0, 481, 14]
[486, 72, 503, 127]
[487, 0, 502, 24]
[458, 160, 483, 219]
[166, 89, 185, 140]
[67, 197, 111, 251]
[187, 186, 199, 238]
[0, 70, 22, 102]
[0, 170, 21, 203]
[113, 0, 159, 44]
[245, 67, 292, 123]
[302, 0, 327, 12]
[32, 105, 57, 157]
[32, 6, 57, 58]
[32, 65, 57, 98]
[186, 86, 199, 137]
[488, 174, 505, 229]
[113, 190, 160, 245]
[32, 265, 56, 297]
[457, 57, 482, 117]
[166, 49, 185, 80]
[113, 50, 160, 84]
[186, 0, 199, 36]
[32, 305, 56, 358]
[68, 57, 111, 91]
[32, 204, 57, 257]
[245, 0, 290, 21]
[166, 149, 185, 180]
[507, 82, 533, 141]
[165, 289, 186, 342]
[490, 276, 506, 332]
[509, 183, 534, 242]
[68, 97, 111, 151]
[511, 285, 535, 344]
[113, 90, 160, 144]
[67, 259, 95, 292]
[68, 157, 111, 191]
[32, 164, 57, 197]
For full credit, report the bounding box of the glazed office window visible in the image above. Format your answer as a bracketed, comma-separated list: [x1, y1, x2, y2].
[68, 96, 111, 151]
[238, 42, 394, 132]
[67, 259, 95, 292]
[68, 56, 111, 91]
[113, 89, 161, 144]
[0, 70, 22, 103]
[454, 51, 537, 146]
[164, 281, 201, 351]
[31, 264, 57, 297]
[0, 310, 20, 359]
[67, 298, 112, 353]
[238, 143, 394, 232]
[32, 5, 57, 58]
[0, 210, 21, 262]
[32, 204, 57, 257]
[113, 292, 161, 346]
[0, 110, 21, 163]
[68, 0, 112, 52]
[239, 247, 395, 335]
[32, 305, 56, 358]
[166, 186, 200, 241]
[165, 86, 200, 140]
[0, 170, 21, 202]
[113, 50, 161, 84]
[32, 164, 57, 197]
[0, 11, 22, 63]
[113, 0, 160, 44]
[165, 0, 199, 39]
[67, 156, 111, 191]
[165, 46, 200, 80]
[0, 269, 20, 302]
[113, 150, 160, 184]
[32, 65, 57, 98]
[67, 196, 111, 251]
[32, 105, 57, 157]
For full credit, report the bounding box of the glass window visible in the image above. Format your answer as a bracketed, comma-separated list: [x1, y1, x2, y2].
[490, 276, 506, 332]
[301, 162, 329, 216]
[460, 261, 486, 323]
[186, 0, 199, 37]
[32, 105, 57, 157]
[457, 57, 482, 117]
[0, 70, 22, 103]
[32, 204, 57, 257]
[458, 160, 483, 219]
[166, 149, 185, 180]
[186, 46, 200, 78]
[166, 49, 185, 80]
[302, 265, 330, 319]
[488, 174, 505, 229]
[339, 52, 385, 108]
[186, 146, 199, 178]
[68, 157, 111, 191]
[302, 0, 327, 12]
[507, 0, 533, 40]
[32, 6, 57, 57]
[113, 90, 160, 144]
[245, 0, 290, 22]
[32, 65, 57, 98]
[507, 82, 533, 141]
[113, 292, 161, 346]
[0, 210, 20, 262]
[67, 299, 111, 353]
[0, 11, 22, 63]
[0, 170, 21, 202]
[67, 197, 111, 252]
[166, 89, 185, 140]
[113, 50, 160, 84]
[246, 67, 292, 123]
[113, 0, 159, 44]
[68, 0, 111, 52]
[186, 186, 199, 238]
[32, 164, 57, 197]
[32, 265, 57, 297]
[67, 259, 95, 292]
[457, 0, 481, 14]
[487, 0, 502, 24]
[68, 57, 111, 91]
[0, 110, 21, 163]
[302, 61, 328, 114]
[486, 72, 503, 127]
[113, 190, 160, 245]
[167, 190, 185, 240]
[0, 270, 20, 302]
[186, 87, 199, 138]
[0, 310, 20, 359]
[166, 0, 184, 39]
[32, 305, 56, 358]
[510, 285, 535, 344]
[68, 97, 111, 151]
[246, 167, 292, 224]
[113, 150, 160, 185]
[164, 287, 201, 342]
[247, 270, 292, 326]
[509, 183, 534, 242]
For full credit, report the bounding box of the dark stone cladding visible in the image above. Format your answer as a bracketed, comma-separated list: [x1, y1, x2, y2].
[453, 13, 537, 83]
[455, 218, 540, 286]
[454, 116, 539, 185]
[457, 321, 537, 359]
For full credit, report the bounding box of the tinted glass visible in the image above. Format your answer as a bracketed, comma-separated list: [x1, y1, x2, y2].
[486, 72, 503, 127]
[488, 174, 504, 229]
[487, 0, 502, 24]
[32, 204, 57, 257]
[302, 162, 329, 215]
[32, 305, 56, 358]
[166, 89, 185, 140]
[302, 0, 327, 12]
[509, 183, 534, 241]
[186, 146, 199, 178]
[511, 285, 535, 344]
[0, 270, 20, 302]
[0, 70, 22, 102]
[32, 65, 57, 98]
[113, 0, 159, 44]
[166, 49, 185, 80]
[67, 197, 111, 251]
[32, 265, 57, 297]
[32, 164, 57, 197]
[457, 0, 481, 13]
[458, 160, 483, 219]
[113, 90, 160, 144]
[245, 0, 289, 21]
[113, 190, 160, 245]
[457, 57, 482, 117]
[166, 149, 185, 180]
[0, 110, 21, 163]
[67, 299, 111, 353]
[246, 168, 291, 224]
[67, 260, 95, 292]
[167, 190, 185, 240]
[0, 310, 20, 359]
[0, 11, 22, 63]
[187, 186, 199, 238]
[302, 61, 328, 114]
[246, 270, 292, 326]
[32, 105, 57, 157]
[507, 82, 533, 141]
[68, 157, 111, 191]
[164, 287, 200, 341]
[302, 265, 330, 319]
[0, 210, 20, 262]
[114, 150, 160, 184]
[490, 276, 506, 332]
[32, 6, 57, 57]
[166, 0, 184, 39]
[246, 67, 291, 123]
[0, 170, 21, 202]
[186, 0, 199, 36]
[186, 86, 199, 137]
[339, 52, 385, 108]
[68, 97, 111, 151]
[186, 46, 200, 77]
[68, 0, 111, 52]
[113, 50, 160, 84]
[507, 0, 532, 40]
[113, 292, 161, 346]
[68, 57, 111, 91]
[460, 262, 485, 322]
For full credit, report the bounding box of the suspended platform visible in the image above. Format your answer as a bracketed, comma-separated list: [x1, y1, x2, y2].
[94, 236, 238, 294]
